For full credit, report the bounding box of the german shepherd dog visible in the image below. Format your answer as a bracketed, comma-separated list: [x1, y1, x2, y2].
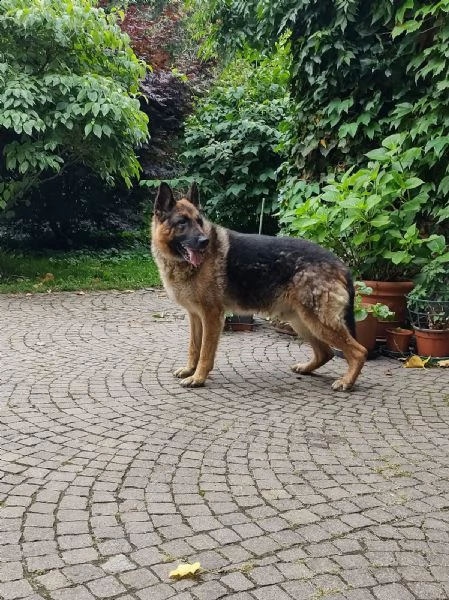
[152, 183, 367, 391]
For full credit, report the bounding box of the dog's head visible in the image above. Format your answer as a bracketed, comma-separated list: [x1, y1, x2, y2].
[152, 182, 209, 268]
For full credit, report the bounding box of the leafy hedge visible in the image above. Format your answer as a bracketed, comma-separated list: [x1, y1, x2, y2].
[188, 1, 449, 230]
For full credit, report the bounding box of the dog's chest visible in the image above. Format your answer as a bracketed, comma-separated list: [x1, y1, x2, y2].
[158, 260, 205, 308]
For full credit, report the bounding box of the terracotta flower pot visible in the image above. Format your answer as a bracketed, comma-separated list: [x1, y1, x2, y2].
[385, 328, 413, 353]
[413, 327, 449, 357]
[362, 280, 414, 339]
[355, 314, 377, 352]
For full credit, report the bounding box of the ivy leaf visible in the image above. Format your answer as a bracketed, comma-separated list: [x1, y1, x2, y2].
[338, 122, 358, 138]
[438, 176, 449, 196]
[227, 183, 247, 196]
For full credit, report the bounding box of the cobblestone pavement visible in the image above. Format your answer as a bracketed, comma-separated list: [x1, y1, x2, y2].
[1, 289, 449, 600]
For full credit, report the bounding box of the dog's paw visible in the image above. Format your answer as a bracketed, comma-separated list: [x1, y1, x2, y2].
[173, 367, 195, 379]
[180, 375, 206, 388]
[291, 362, 313, 375]
[331, 378, 352, 392]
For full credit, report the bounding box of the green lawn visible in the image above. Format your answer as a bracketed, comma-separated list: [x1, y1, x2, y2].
[0, 248, 161, 294]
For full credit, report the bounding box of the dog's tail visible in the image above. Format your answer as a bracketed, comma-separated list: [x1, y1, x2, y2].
[344, 272, 357, 339]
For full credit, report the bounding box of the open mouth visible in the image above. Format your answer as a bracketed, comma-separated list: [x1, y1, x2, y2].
[180, 244, 206, 268]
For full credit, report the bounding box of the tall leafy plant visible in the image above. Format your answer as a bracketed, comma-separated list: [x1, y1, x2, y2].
[180, 40, 291, 232]
[279, 134, 447, 281]
[0, 0, 149, 210]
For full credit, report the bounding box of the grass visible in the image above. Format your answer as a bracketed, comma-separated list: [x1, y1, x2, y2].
[0, 248, 161, 294]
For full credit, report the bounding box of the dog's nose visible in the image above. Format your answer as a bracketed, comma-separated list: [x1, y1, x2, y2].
[198, 236, 209, 249]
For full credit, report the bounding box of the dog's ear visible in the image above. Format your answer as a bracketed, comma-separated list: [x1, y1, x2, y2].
[154, 182, 176, 219]
[186, 182, 200, 208]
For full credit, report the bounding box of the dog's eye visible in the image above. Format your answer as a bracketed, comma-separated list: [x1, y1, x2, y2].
[197, 218, 203, 227]
[175, 218, 187, 229]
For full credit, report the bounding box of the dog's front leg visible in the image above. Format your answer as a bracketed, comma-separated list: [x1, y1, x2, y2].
[180, 309, 223, 387]
[174, 312, 202, 378]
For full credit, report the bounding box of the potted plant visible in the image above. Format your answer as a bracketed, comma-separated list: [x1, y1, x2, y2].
[407, 255, 449, 357]
[385, 327, 414, 354]
[354, 282, 395, 353]
[224, 312, 255, 332]
[279, 134, 448, 331]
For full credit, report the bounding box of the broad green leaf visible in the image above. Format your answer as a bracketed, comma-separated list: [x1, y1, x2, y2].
[383, 250, 410, 265]
[438, 176, 449, 196]
[370, 215, 390, 227]
[404, 177, 424, 190]
[340, 217, 356, 232]
[365, 148, 388, 162]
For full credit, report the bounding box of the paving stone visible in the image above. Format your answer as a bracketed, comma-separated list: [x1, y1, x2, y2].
[136, 583, 175, 600]
[50, 587, 96, 600]
[0, 580, 34, 599]
[101, 554, 135, 574]
[373, 583, 415, 600]
[87, 575, 126, 598]
[0, 562, 23, 582]
[35, 570, 70, 591]
[254, 585, 293, 600]
[119, 567, 158, 588]
[190, 580, 228, 600]
[62, 547, 99, 564]
[249, 565, 284, 586]
[62, 564, 105, 584]
[26, 555, 64, 572]
[407, 582, 446, 599]
[220, 572, 254, 592]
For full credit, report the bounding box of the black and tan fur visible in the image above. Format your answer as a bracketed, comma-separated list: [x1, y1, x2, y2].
[152, 182, 367, 391]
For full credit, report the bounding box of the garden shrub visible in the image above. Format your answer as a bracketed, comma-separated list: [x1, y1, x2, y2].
[279, 134, 447, 281]
[0, 0, 149, 213]
[179, 39, 291, 233]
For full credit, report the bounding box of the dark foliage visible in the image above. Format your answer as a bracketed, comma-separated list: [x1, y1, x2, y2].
[0, 165, 149, 249]
[139, 70, 192, 179]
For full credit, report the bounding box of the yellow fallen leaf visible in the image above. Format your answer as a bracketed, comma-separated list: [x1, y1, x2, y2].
[438, 359, 449, 368]
[404, 355, 431, 368]
[169, 562, 201, 579]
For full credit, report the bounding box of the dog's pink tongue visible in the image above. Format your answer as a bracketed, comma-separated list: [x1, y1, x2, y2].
[186, 248, 203, 267]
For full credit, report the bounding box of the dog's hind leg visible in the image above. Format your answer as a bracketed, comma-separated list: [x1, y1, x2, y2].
[289, 304, 366, 391]
[302, 316, 366, 391]
[327, 330, 367, 391]
[174, 312, 202, 378]
[180, 308, 224, 387]
[291, 335, 334, 375]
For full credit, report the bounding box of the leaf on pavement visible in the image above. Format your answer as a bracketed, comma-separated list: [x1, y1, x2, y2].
[403, 355, 431, 368]
[169, 562, 201, 579]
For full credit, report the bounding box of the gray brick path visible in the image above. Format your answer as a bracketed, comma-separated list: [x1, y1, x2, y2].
[1, 289, 449, 600]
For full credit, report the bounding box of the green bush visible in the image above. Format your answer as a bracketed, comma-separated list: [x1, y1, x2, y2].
[280, 134, 447, 281]
[188, 1, 449, 236]
[0, 0, 149, 211]
[179, 40, 291, 232]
